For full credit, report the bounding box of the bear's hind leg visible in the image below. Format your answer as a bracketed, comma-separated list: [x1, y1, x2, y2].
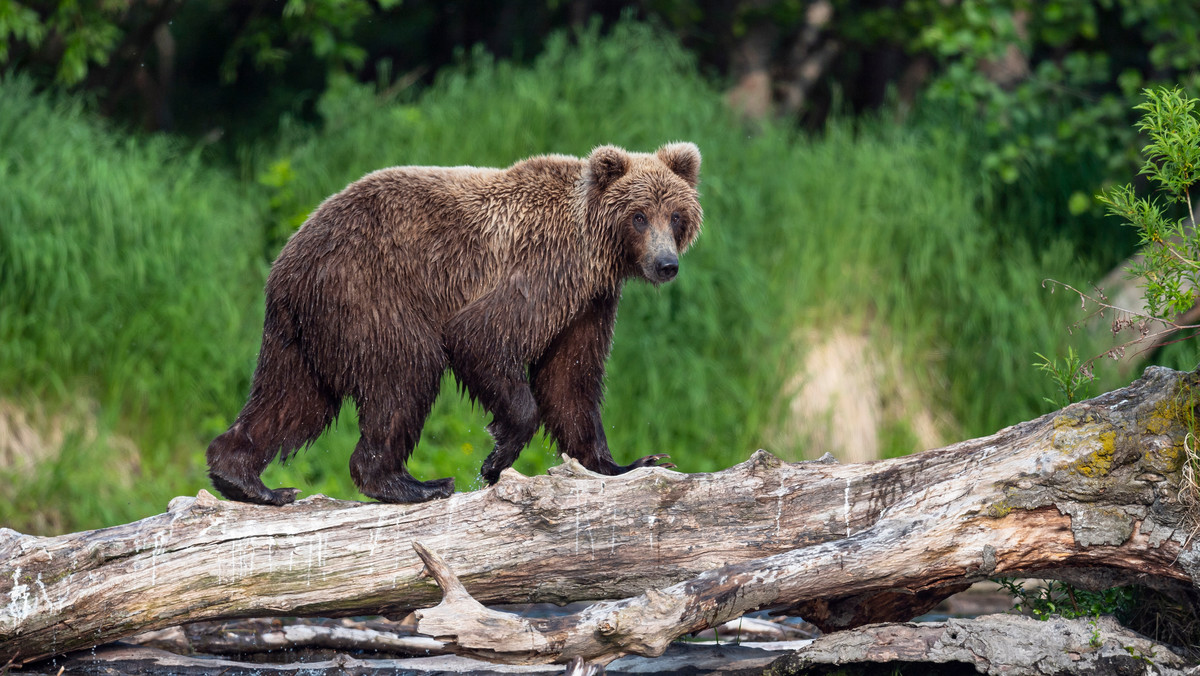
[350, 361, 454, 504]
[207, 330, 339, 505]
[208, 428, 302, 506]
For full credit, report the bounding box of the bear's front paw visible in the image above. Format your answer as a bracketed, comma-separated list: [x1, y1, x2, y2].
[210, 471, 300, 506]
[366, 476, 454, 504]
[481, 461, 504, 486]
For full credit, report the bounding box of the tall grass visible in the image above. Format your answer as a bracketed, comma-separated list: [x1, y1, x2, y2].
[1, 21, 1118, 532]
[0, 78, 266, 419]
[0, 76, 267, 528]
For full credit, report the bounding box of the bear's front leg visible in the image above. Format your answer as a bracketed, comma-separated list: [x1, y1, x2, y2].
[477, 382, 539, 484]
[531, 292, 675, 476]
[444, 298, 542, 485]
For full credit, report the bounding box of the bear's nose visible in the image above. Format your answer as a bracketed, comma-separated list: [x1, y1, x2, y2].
[655, 256, 678, 281]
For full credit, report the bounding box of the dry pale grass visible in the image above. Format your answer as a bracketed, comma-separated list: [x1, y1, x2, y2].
[0, 398, 142, 532]
[0, 398, 142, 476]
[0, 399, 62, 473]
[772, 327, 952, 463]
[1182, 431, 1200, 508]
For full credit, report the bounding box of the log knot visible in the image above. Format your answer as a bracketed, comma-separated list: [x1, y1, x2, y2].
[548, 455, 601, 479]
[490, 477, 527, 505]
[166, 489, 222, 516]
[745, 449, 784, 471]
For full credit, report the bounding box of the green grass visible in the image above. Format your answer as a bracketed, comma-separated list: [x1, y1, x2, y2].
[0, 76, 267, 529]
[0, 21, 1123, 533]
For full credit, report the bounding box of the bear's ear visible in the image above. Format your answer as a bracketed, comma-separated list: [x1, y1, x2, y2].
[586, 145, 631, 192]
[656, 142, 701, 188]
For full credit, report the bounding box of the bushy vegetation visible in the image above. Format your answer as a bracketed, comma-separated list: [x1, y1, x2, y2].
[0, 75, 267, 529]
[1, 22, 1119, 533]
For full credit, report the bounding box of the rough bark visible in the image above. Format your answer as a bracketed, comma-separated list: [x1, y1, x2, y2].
[767, 613, 1196, 676]
[3, 366, 1200, 666]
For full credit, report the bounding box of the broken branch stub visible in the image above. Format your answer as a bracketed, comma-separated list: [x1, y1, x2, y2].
[411, 540, 557, 661]
[2, 366, 1200, 665]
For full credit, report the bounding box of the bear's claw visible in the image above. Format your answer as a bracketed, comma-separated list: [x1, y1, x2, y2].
[625, 453, 674, 471]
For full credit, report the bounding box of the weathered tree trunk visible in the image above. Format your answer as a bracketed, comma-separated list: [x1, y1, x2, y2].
[768, 613, 1195, 676]
[4, 366, 1200, 666]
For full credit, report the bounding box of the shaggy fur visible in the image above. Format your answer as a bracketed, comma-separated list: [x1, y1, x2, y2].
[206, 143, 703, 505]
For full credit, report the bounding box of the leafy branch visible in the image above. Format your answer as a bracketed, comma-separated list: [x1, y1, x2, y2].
[994, 578, 1135, 622]
[1101, 87, 1200, 320]
[1033, 346, 1093, 407]
[1041, 87, 1200, 389]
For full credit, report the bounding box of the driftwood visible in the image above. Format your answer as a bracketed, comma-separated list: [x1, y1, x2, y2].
[125, 613, 809, 658]
[4, 366, 1200, 666]
[23, 615, 1196, 675]
[129, 617, 446, 657]
[768, 613, 1197, 676]
[10, 641, 795, 675]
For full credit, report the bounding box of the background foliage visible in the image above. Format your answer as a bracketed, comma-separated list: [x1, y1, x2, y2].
[2, 3, 1198, 536]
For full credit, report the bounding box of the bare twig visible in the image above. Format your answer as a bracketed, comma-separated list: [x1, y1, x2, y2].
[1043, 278, 1200, 370]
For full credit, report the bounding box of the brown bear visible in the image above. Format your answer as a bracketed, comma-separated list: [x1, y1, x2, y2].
[206, 142, 702, 505]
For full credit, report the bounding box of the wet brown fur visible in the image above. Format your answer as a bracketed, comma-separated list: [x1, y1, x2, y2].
[206, 143, 703, 505]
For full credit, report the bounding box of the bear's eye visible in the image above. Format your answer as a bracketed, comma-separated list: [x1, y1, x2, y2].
[670, 212, 681, 226]
[632, 212, 648, 231]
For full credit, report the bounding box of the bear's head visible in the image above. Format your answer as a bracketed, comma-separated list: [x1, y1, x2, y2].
[585, 142, 702, 285]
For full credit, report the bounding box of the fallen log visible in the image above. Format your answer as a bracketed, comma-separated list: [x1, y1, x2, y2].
[21, 616, 1194, 676]
[129, 617, 446, 658]
[9, 641, 791, 675]
[124, 612, 812, 660]
[3, 366, 1200, 665]
[767, 613, 1195, 676]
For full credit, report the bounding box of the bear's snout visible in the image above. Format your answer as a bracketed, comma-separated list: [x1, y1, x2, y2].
[654, 254, 679, 282]
[640, 223, 681, 284]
